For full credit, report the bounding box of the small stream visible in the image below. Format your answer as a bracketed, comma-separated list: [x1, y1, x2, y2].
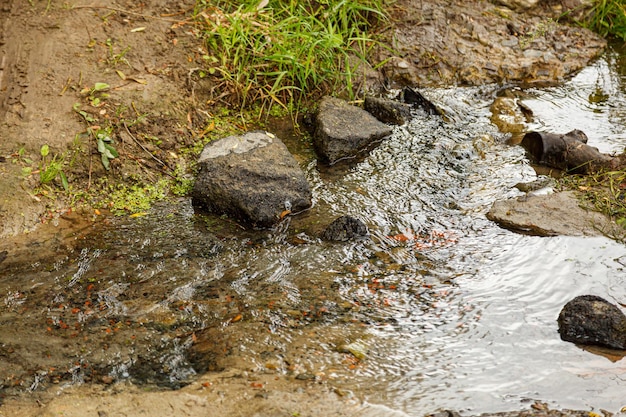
[1, 43, 626, 414]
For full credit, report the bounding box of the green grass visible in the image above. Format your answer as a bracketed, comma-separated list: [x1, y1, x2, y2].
[581, 0, 626, 41]
[194, 0, 388, 115]
[558, 169, 626, 231]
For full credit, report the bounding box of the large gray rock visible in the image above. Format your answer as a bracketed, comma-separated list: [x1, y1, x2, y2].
[314, 96, 393, 164]
[487, 191, 615, 237]
[192, 131, 312, 228]
[558, 295, 626, 350]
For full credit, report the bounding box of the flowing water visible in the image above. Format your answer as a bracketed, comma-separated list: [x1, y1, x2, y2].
[2, 43, 626, 414]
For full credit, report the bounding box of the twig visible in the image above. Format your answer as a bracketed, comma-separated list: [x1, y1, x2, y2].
[87, 152, 92, 190]
[122, 122, 176, 179]
[71, 5, 193, 24]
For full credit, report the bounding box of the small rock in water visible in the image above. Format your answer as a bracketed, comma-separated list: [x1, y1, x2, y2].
[337, 340, 368, 360]
[295, 373, 316, 381]
[558, 295, 626, 350]
[399, 86, 442, 116]
[313, 96, 393, 164]
[321, 216, 368, 242]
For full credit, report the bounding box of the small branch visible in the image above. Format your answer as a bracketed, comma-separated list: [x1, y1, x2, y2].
[122, 122, 176, 179]
[87, 152, 92, 190]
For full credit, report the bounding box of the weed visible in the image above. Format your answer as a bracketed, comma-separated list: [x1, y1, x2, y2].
[93, 127, 119, 171]
[107, 179, 169, 215]
[38, 145, 69, 191]
[558, 169, 626, 233]
[519, 19, 556, 49]
[79, 82, 110, 107]
[170, 163, 195, 196]
[106, 39, 132, 68]
[73, 82, 120, 171]
[11, 147, 33, 165]
[195, 0, 387, 115]
[580, 0, 626, 41]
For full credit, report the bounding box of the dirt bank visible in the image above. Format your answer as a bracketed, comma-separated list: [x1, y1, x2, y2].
[0, 0, 606, 239]
[378, 0, 606, 87]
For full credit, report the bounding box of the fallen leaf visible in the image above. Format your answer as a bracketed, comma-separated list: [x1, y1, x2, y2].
[127, 77, 147, 85]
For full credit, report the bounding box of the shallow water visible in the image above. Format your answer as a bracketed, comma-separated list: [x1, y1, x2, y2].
[2, 44, 626, 414]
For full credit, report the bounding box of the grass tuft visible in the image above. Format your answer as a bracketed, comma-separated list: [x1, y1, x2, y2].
[194, 0, 387, 115]
[581, 0, 626, 41]
[558, 169, 626, 232]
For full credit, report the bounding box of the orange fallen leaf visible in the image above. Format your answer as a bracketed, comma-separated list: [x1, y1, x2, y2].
[389, 233, 414, 242]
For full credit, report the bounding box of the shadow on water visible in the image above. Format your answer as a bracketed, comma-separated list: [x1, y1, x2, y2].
[2, 42, 626, 414]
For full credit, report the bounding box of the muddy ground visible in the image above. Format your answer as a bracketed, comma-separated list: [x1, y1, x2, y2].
[0, 0, 609, 415]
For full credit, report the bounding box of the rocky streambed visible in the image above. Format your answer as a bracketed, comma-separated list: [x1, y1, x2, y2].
[1, 0, 626, 416]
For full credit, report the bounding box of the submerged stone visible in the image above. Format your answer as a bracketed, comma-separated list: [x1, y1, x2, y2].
[192, 131, 312, 228]
[558, 295, 626, 350]
[313, 96, 393, 165]
[321, 216, 368, 241]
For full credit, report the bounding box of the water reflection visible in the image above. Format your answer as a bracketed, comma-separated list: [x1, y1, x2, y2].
[2, 43, 626, 415]
[525, 41, 626, 153]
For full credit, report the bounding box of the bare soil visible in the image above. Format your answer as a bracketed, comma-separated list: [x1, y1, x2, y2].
[0, 0, 608, 415]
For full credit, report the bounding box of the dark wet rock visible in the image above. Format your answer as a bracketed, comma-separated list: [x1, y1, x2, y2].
[487, 191, 616, 237]
[399, 86, 442, 116]
[313, 96, 393, 165]
[363, 96, 412, 125]
[558, 295, 626, 350]
[192, 131, 312, 228]
[321, 216, 368, 242]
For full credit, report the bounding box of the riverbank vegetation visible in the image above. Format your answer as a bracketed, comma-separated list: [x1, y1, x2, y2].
[559, 170, 626, 238]
[18, 0, 626, 224]
[192, 0, 388, 116]
[580, 0, 626, 40]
